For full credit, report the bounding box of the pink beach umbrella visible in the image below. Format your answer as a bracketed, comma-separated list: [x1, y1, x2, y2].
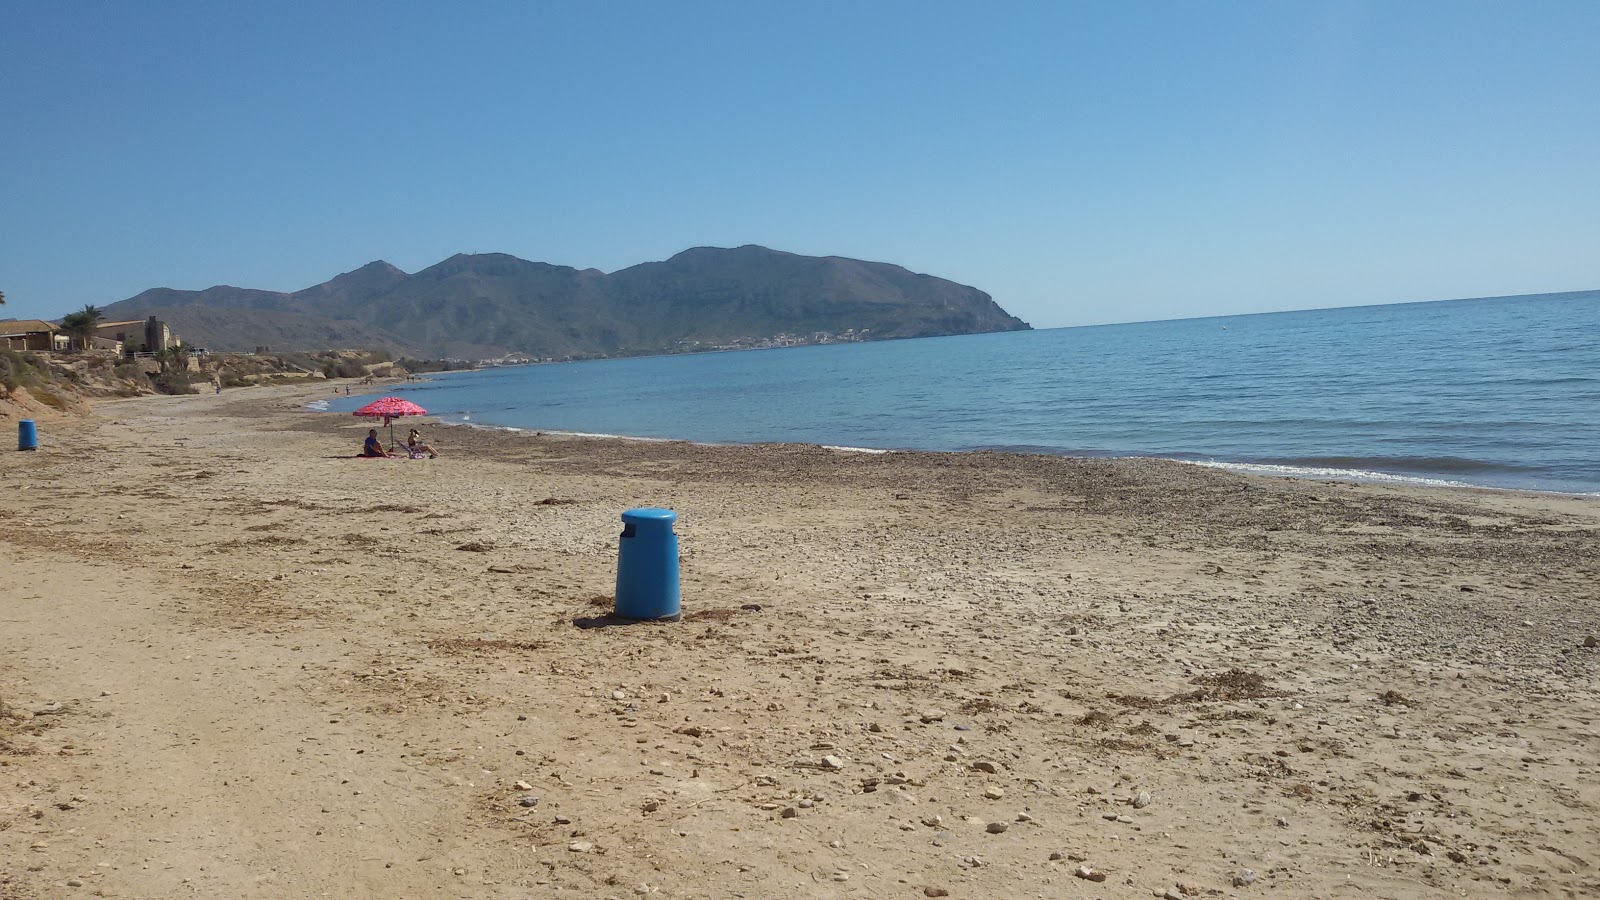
[352, 396, 428, 448]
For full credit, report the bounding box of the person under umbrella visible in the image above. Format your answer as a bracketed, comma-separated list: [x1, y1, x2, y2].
[352, 396, 428, 450]
[358, 428, 391, 458]
[406, 428, 440, 458]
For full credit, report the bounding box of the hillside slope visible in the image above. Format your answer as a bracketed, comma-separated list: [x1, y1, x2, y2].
[99, 246, 1029, 358]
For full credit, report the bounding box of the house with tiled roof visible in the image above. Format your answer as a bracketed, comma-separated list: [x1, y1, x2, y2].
[0, 319, 70, 352]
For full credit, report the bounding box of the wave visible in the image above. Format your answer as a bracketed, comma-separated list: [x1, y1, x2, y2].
[544, 430, 678, 443]
[1242, 454, 1539, 475]
[821, 445, 893, 454]
[303, 399, 330, 411]
[1189, 460, 1478, 488]
[437, 418, 690, 444]
[1192, 461, 1600, 496]
[967, 443, 1124, 457]
[440, 417, 889, 453]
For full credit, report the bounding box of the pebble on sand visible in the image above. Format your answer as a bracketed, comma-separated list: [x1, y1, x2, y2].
[1074, 865, 1108, 882]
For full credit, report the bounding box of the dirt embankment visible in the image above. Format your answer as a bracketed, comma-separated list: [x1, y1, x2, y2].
[0, 350, 102, 421]
[0, 348, 401, 426]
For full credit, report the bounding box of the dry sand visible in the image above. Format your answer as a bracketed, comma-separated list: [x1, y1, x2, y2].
[2, 384, 1598, 899]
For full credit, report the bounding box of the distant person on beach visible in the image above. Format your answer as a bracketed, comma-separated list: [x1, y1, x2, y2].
[358, 429, 389, 458]
[407, 428, 439, 459]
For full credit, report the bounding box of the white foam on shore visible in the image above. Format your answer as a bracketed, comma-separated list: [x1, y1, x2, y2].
[436, 417, 900, 454]
[455, 424, 889, 453]
[1190, 460, 1478, 489]
[822, 445, 892, 454]
[1193, 460, 1600, 496]
[438, 419, 684, 443]
[544, 430, 677, 443]
[304, 399, 330, 411]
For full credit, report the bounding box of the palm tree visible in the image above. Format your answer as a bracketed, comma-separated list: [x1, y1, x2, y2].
[0, 289, 7, 306]
[154, 345, 190, 373]
[60, 304, 105, 351]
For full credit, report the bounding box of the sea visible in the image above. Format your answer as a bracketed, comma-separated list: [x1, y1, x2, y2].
[322, 290, 1600, 495]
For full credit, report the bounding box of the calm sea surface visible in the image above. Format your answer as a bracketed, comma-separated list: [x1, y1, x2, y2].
[325, 291, 1600, 494]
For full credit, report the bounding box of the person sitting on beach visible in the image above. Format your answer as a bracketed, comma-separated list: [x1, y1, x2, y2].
[406, 428, 439, 459]
[358, 428, 390, 458]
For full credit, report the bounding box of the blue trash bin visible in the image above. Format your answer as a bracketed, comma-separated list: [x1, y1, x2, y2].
[615, 507, 681, 621]
[18, 419, 38, 451]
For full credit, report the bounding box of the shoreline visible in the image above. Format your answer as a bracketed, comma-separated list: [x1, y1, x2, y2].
[307, 384, 1599, 500]
[2, 383, 1597, 898]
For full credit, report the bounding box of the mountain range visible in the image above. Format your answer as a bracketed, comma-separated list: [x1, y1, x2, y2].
[99, 245, 1030, 359]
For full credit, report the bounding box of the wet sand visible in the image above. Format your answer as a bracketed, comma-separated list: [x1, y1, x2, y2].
[2, 384, 1598, 899]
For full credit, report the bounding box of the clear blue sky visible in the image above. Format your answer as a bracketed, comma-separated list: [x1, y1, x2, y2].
[2, 1, 1596, 328]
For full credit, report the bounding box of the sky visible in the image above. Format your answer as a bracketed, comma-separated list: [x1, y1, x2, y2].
[2, 1, 1597, 328]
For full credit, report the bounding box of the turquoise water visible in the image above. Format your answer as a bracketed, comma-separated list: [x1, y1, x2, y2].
[326, 290, 1600, 494]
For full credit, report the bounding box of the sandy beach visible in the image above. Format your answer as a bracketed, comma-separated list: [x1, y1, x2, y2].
[2, 384, 1598, 900]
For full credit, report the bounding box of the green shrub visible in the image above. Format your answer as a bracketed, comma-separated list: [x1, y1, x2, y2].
[1, 348, 43, 393]
[151, 373, 198, 395]
[33, 389, 68, 409]
[399, 357, 472, 373]
[279, 352, 320, 372]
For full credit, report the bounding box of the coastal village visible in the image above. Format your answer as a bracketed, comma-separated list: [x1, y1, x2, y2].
[675, 329, 869, 353]
[1, 297, 898, 436]
[2, 313, 872, 408]
[1, 314, 178, 357]
[0, 311, 419, 418]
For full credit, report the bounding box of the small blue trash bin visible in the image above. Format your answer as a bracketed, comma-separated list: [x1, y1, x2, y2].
[18, 419, 38, 451]
[615, 507, 681, 621]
